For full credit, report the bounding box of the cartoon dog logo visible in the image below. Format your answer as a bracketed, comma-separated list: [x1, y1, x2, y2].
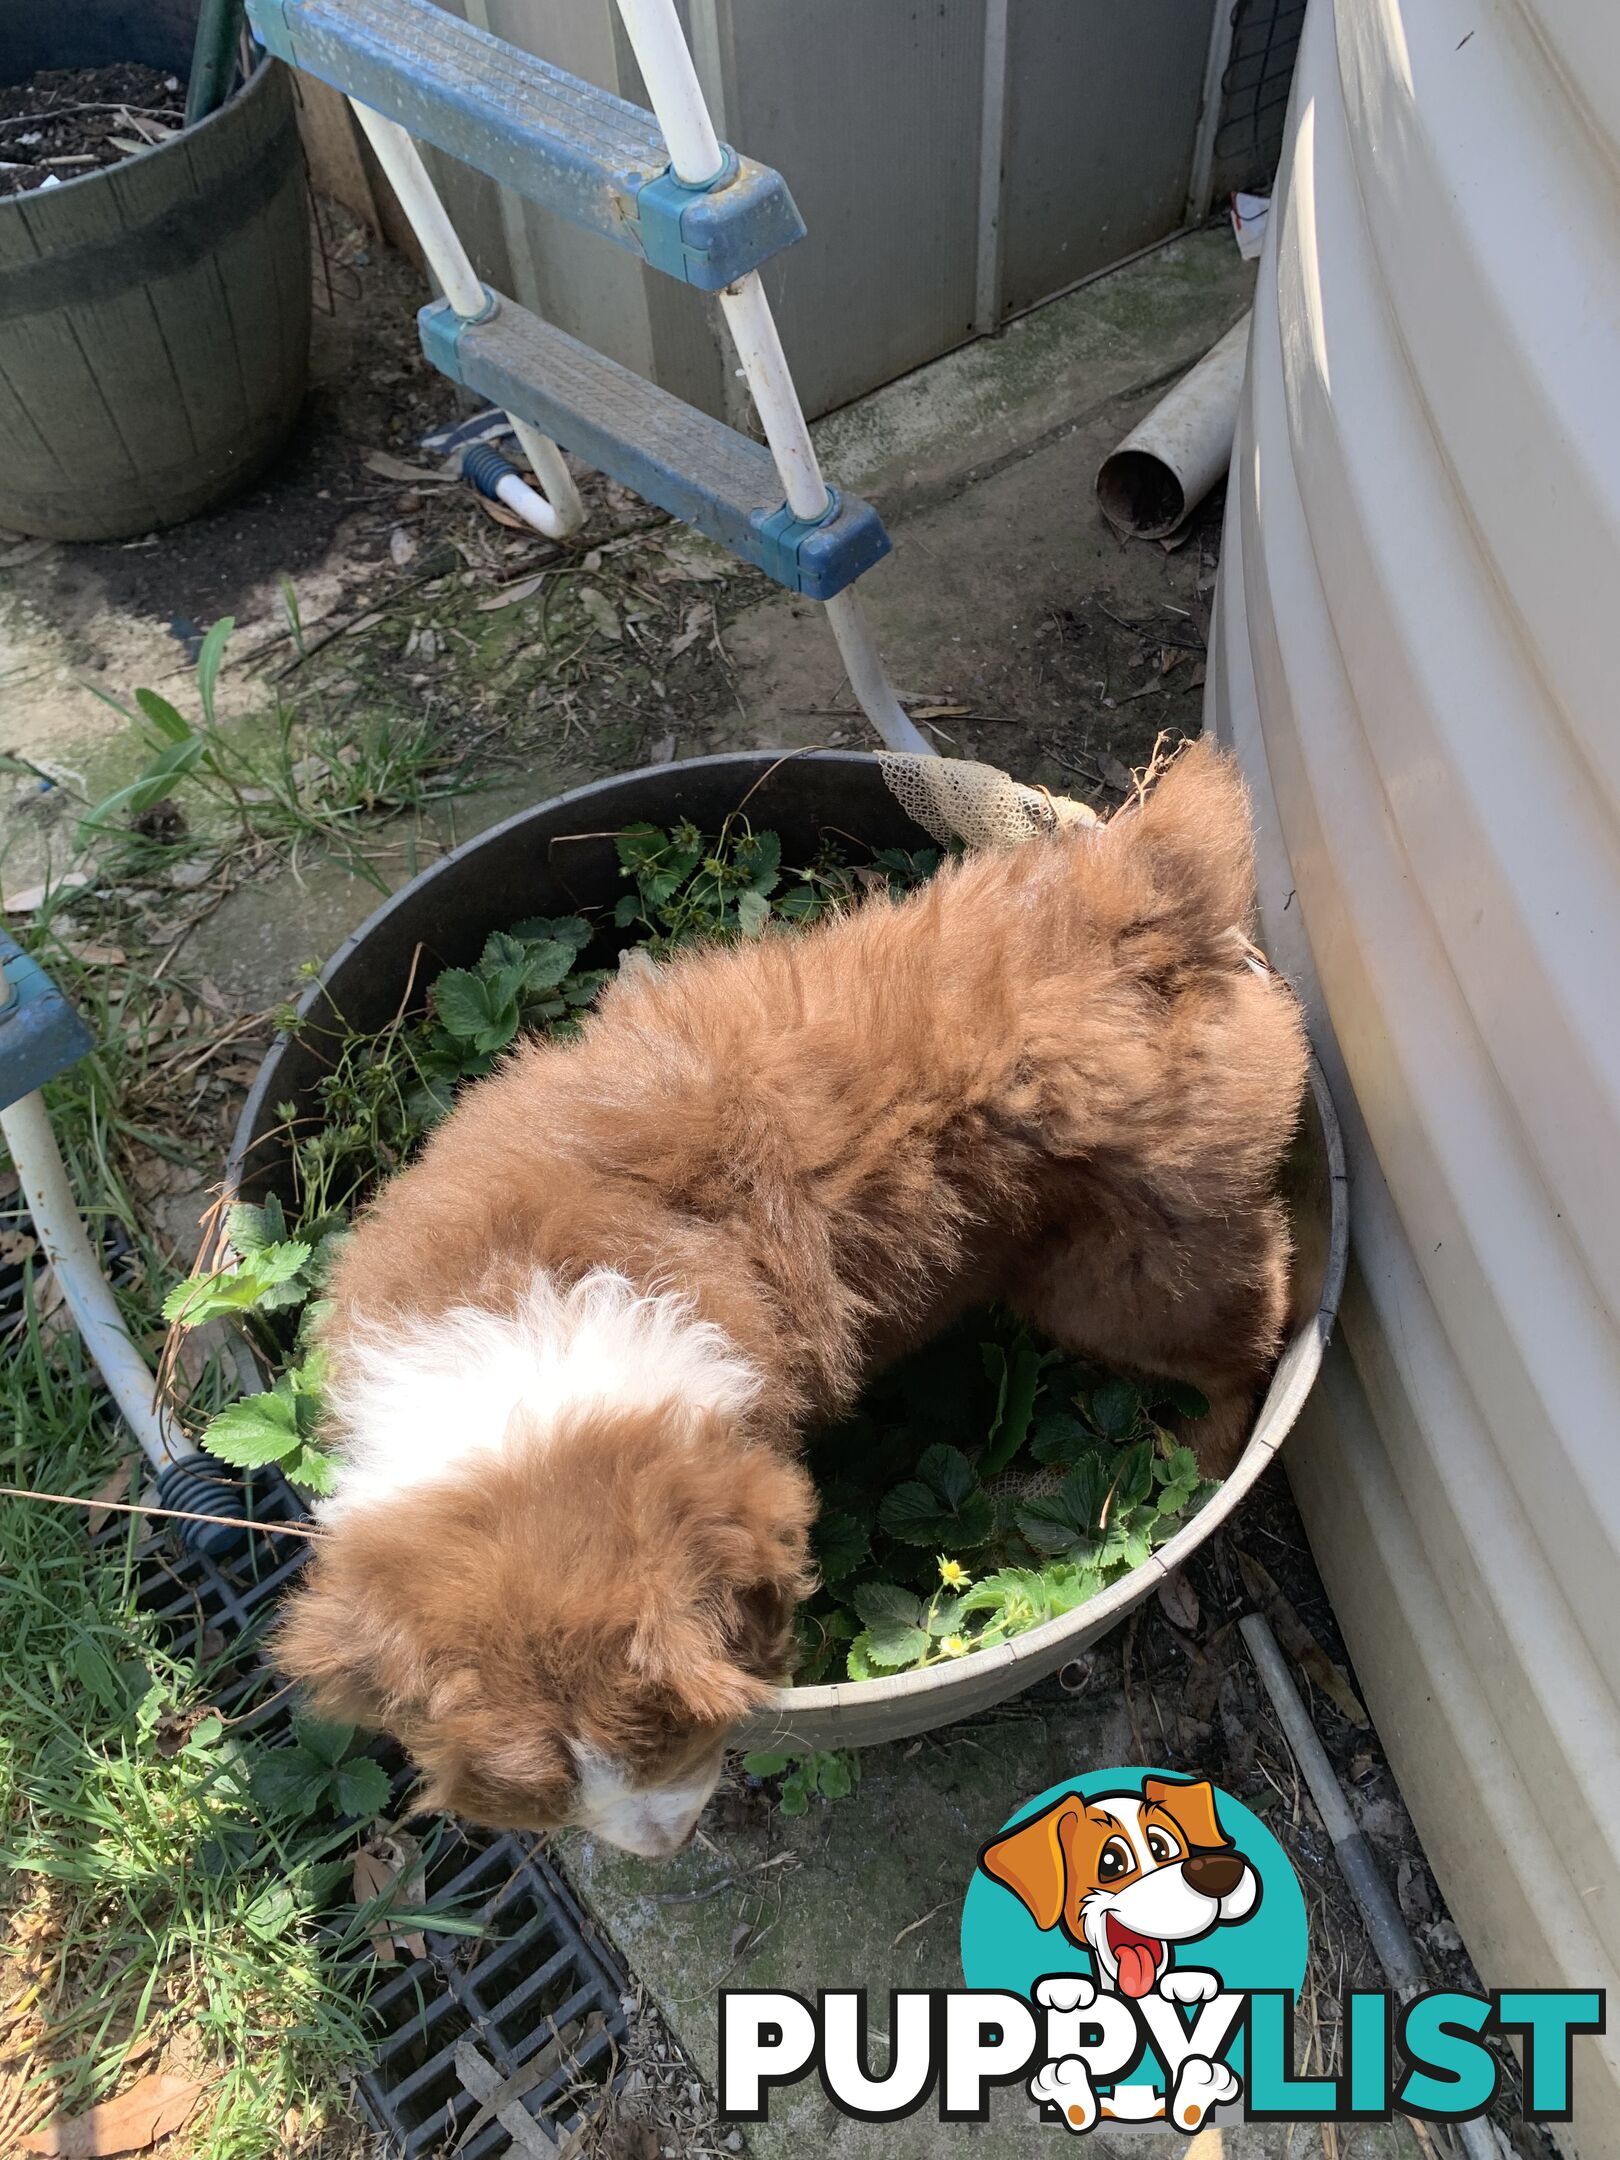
[978, 1775, 1257, 2130]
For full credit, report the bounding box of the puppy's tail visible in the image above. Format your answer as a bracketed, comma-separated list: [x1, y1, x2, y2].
[1100, 737, 1259, 964]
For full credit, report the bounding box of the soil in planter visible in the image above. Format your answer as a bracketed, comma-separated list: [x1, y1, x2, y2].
[0, 64, 186, 198]
[168, 813, 1221, 1684]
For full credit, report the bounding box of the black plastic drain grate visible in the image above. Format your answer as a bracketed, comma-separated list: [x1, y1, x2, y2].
[118, 1492, 630, 2154]
[113, 1466, 313, 1731]
[362, 1832, 628, 2158]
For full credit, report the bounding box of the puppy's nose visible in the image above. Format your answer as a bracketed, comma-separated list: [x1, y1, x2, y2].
[1184, 1851, 1246, 1898]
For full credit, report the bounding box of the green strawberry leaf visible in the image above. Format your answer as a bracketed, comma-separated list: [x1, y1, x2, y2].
[845, 1631, 877, 1683]
[282, 1443, 337, 1496]
[511, 914, 593, 952]
[332, 1756, 391, 1820]
[1029, 1413, 1087, 1465]
[431, 968, 498, 1042]
[850, 1582, 924, 1632]
[1113, 1439, 1156, 1512]
[915, 1444, 975, 1506]
[742, 1752, 793, 1778]
[862, 1620, 931, 1670]
[253, 1749, 333, 1818]
[294, 1718, 355, 1767]
[1154, 1380, 1211, 1421]
[880, 1478, 995, 1549]
[812, 1508, 869, 1585]
[1089, 1379, 1143, 1440]
[201, 1390, 300, 1469]
[226, 1195, 289, 1256]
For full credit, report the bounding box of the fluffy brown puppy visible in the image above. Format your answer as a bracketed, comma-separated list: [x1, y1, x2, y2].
[277, 740, 1307, 1854]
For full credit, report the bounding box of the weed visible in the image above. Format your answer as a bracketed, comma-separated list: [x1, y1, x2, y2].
[80, 610, 472, 890]
[740, 1750, 862, 1816]
[250, 1718, 393, 1822]
[1, 923, 441, 2153]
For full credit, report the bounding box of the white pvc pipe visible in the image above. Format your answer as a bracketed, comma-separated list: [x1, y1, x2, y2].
[349, 102, 586, 539]
[349, 102, 488, 317]
[613, 0, 726, 184]
[507, 420, 583, 534]
[716, 272, 830, 523]
[1096, 312, 1251, 541]
[823, 590, 933, 755]
[1, 1089, 188, 1473]
[492, 466, 563, 530]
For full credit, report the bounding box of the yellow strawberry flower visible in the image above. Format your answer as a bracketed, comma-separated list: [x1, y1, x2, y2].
[941, 1634, 971, 1658]
[937, 1556, 972, 1589]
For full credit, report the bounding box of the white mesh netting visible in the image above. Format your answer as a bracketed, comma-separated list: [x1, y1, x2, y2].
[877, 753, 1099, 851]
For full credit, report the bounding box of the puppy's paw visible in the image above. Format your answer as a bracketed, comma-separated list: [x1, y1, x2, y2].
[1158, 1966, 1221, 2005]
[1034, 1974, 1097, 2014]
[1168, 2053, 1240, 2131]
[1029, 2056, 1098, 2133]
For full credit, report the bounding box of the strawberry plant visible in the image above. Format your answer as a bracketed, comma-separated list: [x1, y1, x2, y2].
[251, 1717, 393, 1821]
[741, 1748, 861, 1815]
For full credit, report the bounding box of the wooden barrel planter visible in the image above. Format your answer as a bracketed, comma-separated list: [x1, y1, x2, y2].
[0, 0, 310, 540]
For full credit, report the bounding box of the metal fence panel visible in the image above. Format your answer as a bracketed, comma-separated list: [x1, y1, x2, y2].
[998, 0, 1218, 320]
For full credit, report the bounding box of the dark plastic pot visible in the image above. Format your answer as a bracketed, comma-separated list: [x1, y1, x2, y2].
[0, 1, 310, 539]
[229, 752, 1346, 1752]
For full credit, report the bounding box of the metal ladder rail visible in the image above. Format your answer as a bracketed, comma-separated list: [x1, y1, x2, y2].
[611, 0, 929, 754]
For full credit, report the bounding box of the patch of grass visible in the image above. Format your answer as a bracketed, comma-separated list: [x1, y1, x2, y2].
[0, 1248, 385, 2153]
[0, 905, 433, 2157]
[80, 611, 474, 893]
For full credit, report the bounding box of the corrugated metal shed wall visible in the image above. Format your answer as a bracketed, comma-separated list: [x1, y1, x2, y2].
[1209, 0, 1620, 2145]
[419, 0, 1223, 423]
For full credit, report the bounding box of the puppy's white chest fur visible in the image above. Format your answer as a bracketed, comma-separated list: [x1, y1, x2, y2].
[318, 1265, 761, 1519]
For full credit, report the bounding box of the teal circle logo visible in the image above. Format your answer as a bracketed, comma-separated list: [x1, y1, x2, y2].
[961, 1766, 1307, 2103]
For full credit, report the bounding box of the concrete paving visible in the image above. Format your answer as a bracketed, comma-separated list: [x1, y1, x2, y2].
[563, 1692, 1422, 2160]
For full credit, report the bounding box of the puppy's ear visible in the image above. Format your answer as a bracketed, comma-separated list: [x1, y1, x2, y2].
[1142, 1775, 1232, 1851]
[979, 1800, 1078, 1931]
[632, 1613, 777, 1727]
[628, 1438, 817, 1721]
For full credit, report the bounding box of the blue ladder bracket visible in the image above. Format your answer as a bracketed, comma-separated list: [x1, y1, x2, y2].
[421, 294, 892, 601]
[0, 930, 93, 1115]
[247, 0, 805, 290]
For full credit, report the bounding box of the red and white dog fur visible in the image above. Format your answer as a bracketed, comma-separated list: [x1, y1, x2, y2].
[276, 742, 1307, 1857]
[981, 1776, 1256, 2130]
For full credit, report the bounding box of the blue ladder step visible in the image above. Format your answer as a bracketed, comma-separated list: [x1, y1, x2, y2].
[0, 930, 93, 1114]
[421, 293, 891, 601]
[248, 0, 805, 291]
